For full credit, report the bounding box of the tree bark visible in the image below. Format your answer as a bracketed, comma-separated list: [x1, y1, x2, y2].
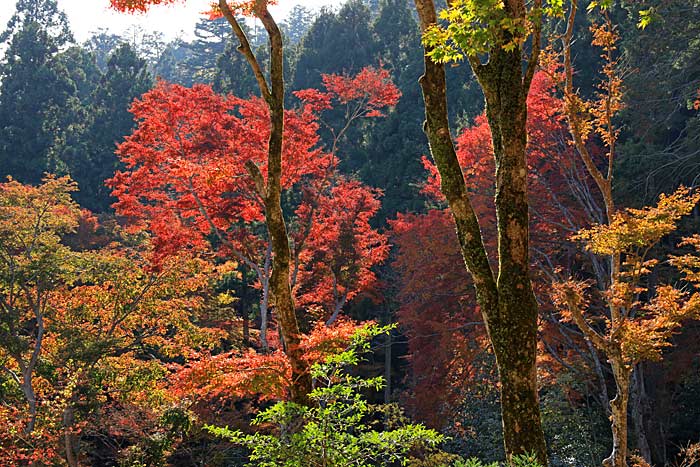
[605, 360, 631, 467]
[63, 403, 79, 467]
[412, 0, 547, 463]
[21, 374, 37, 434]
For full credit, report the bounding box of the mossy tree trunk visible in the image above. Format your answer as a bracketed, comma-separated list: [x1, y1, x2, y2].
[413, 0, 547, 463]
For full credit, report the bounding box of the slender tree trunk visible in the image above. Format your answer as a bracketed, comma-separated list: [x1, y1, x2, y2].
[260, 6, 312, 403]
[63, 403, 78, 467]
[242, 310, 250, 347]
[22, 308, 43, 435]
[384, 328, 392, 405]
[630, 365, 652, 463]
[325, 293, 347, 326]
[21, 373, 37, 434]
[412, 0, 547, 462]
[260, 278, 270, 352]
[605, 360, 631, 467]
[219, 0, 312, 403]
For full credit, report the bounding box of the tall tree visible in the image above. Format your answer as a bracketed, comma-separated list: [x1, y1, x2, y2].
[84, 29, 124, 71]
[76, 43, 152, 212]
[280, 5, 316, 44]
[180, 17, 233, 85]
[0, 176, 80, 441]
[550, 4, 700, 467]
[110, 0, 319, 405]
[292, 1, 377, 91]
[0, 0, 74, 183]
[412, 0, 561, 461]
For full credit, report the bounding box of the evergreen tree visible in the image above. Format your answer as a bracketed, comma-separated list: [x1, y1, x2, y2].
[292, 1, 378, 91]
[617, 0, 700, 204]
[67, 43, 153, 212]
[44, 46, 100, 179]
[356, 0, 426, 217]
[153, 38, 192, 83]
[0, 0, 75, 183]
[85, 29, 124, 71]
[281, 5, 316, 44]
[179, 17, 232, 85]
[213, 38, 259, 97]
[0, 0, 72, 45]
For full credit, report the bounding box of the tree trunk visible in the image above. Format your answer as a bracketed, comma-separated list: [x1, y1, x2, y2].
[21, 373, 37, 434]
[242, 310, 250, 347]
[260, 7, 312, 404]
[412, 0, 547, 463]
[260, 278, 270, 352]
[219, 0, 312, 403]
[63, 404, 79, 467]
[630, 365, 652, 463]
[483, 45, 546, 461]
[605, 360, 631, 467]
[384, 328, 392, 405]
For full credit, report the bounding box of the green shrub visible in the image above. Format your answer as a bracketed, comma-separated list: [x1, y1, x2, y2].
[208, 325, 445, 466]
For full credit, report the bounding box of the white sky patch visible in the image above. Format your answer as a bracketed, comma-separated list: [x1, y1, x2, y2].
[0, 0, 342, 43]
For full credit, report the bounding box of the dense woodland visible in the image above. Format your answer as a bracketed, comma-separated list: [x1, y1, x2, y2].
[0, 0, 699, 466]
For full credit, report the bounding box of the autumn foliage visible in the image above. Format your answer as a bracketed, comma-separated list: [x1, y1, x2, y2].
[109, 70, 395, 324]
[172, 318, 369, 404]
[107, 66, 397, 418]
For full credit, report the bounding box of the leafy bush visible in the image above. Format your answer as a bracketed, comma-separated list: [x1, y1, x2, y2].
[208, 325, 445, 466]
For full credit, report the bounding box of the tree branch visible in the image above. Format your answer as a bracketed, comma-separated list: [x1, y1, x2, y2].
[218, 0, 272, 102]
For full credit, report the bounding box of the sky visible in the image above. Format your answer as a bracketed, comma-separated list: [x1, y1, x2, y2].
[0, 0, 342, 43]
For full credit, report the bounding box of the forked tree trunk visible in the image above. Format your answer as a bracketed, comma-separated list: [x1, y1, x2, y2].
[482, 47, 545, 460]
[412, 0, 547, 463]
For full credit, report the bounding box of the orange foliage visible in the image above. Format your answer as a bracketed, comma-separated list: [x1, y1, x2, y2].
[171, 319, 369, 404]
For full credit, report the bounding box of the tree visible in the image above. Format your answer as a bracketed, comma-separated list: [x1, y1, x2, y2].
[84, 29, 124, 71]
[281, 5, 316, 44]
[108, 80, 326, 353]
[0, 0, 75, 183]
[390, 209, 484, 425]
[0, 0, 72, 45]
[548, 5, 700, 467]
[293, 177, 390, 325]
[47, 244, 213, 467]
[292, 1, 377, 92]
[551, 189, 700, 467]
[107, 0, 399, 403]
[77, 43, 153, 212]
[391, 71, 589, 429]
[614, 0, 700, 204]
[411, 0, 567, 460]
[0, 176, 81, 455]
[108, 66, 395, 372]
[180, 17, 233, 86]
